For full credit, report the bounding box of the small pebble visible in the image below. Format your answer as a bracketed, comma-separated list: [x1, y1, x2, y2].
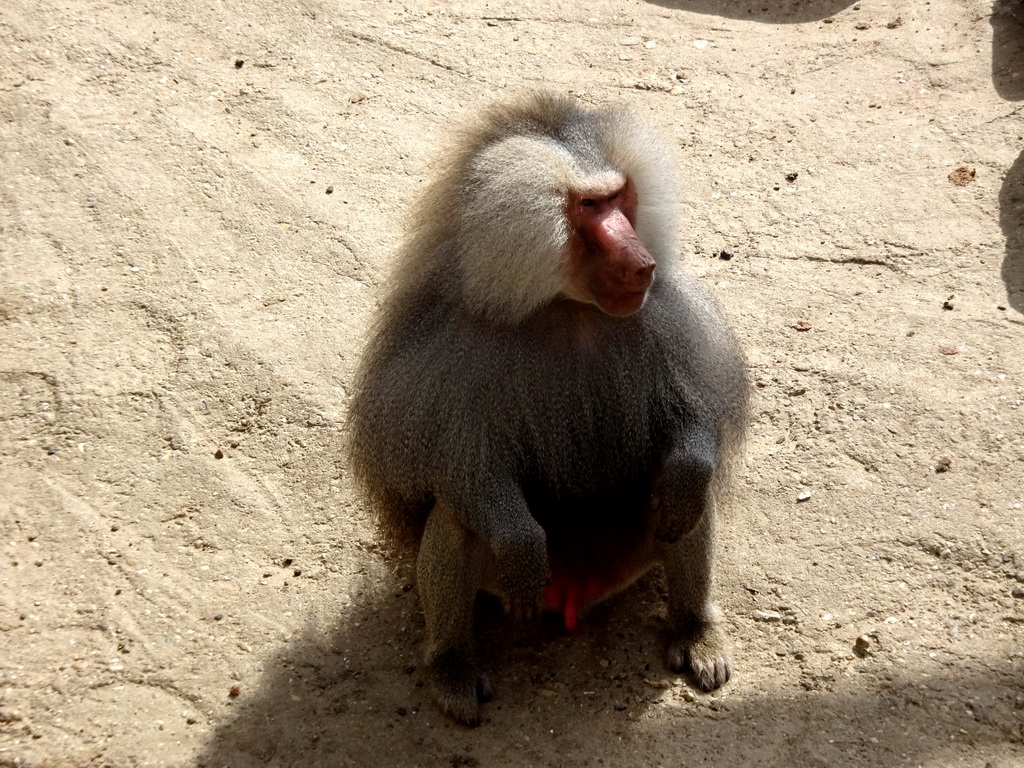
[718, 250, 733, 261]
[796, 490, 812, 502]
[1012, 586, 1024, 599]
[618, 36, 642, 46]
[64, 137, 75, 146]
[235, 59, 245, 68]
[752, 610, 782, 623]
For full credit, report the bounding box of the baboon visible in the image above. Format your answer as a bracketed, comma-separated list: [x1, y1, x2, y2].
[347, 91, 749, 726]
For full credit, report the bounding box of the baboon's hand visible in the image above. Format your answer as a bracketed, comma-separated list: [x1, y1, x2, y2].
[653, 493, 706, 543]
[494, 519, 549, 623]
[653, 445, 715, 543]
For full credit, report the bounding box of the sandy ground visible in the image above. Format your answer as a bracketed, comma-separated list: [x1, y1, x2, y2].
[1, 0, 1023, 765]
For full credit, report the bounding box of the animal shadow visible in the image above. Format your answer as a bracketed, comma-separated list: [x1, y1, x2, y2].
[196, 569, 1024, 767]
[642, 0, 857, 23]
[196, 573, 683, 767]
[992, 0, 1024, 100]
[1000, 151, 1024, 314]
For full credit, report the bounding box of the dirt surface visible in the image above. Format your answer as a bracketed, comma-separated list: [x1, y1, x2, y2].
[2, 0, 1023, 765]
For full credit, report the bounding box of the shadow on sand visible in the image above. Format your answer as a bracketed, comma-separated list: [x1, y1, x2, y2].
[197, 573, 1022, 767]
[1000, 151, 1024, 314]
[992, 0, 1024, 101]
[642, 0, 857, 24]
